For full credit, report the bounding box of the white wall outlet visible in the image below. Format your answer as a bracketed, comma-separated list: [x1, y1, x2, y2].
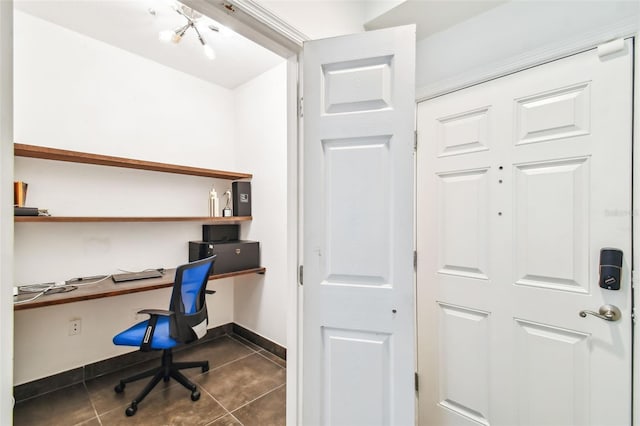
[68, 319, 81, 336]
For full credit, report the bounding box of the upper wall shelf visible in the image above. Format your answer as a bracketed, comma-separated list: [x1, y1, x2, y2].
[15, 216, 252, 223]
[14, 143, 252, 180]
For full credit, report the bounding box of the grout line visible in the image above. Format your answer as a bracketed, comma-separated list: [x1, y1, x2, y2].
[229, 412, 245, 426]
[255, 350, 287, 370]
[229, 383, 286, 415]
[228, 334, 262, 353]
[206, 352, 257, 373]
[82, 381, 103, 426]
[228, 334, 286, 367]
[198, 383, 233, 424]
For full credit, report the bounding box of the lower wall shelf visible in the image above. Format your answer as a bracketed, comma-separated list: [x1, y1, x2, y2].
[13, 267, 266, 310]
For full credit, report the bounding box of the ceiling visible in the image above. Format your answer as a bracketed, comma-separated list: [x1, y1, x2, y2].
[14, 0, 510, 89]
[14, 0, 285, 89]
[365, 0, 508, 40]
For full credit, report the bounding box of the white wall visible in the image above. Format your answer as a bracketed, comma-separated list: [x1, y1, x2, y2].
[0, 0, 13, 422]
[259, 0, 366, 39]
[415, 0, 640, 97]
[13, 11, 238, 384]
[233, 62, 288, 347]
[362, 1, 404, 24]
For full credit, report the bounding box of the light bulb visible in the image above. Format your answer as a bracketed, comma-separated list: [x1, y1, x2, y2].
[159, 30, 174, 42]
[203, 44, 216, 60]
[172, 32, 183, 43]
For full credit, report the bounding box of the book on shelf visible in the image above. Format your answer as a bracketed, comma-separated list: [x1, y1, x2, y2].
[14, 207, 50, 216]
[13, 181, 28, 207]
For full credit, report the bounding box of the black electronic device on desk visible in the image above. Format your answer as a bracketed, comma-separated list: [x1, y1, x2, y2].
[202, 224, 239, 242]
[192, 223, 259, 275]
[112, 270, 163, 283]
[189, 240, 259, 275]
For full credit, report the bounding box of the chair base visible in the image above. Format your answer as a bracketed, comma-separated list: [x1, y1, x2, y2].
[113, 348, 209, 416]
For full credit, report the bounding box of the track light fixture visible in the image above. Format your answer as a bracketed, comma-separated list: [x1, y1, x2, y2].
[158, 4, 216, 60]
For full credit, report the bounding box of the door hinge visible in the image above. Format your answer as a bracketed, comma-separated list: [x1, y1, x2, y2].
[299, 265, 303, 285]
[597, 38, 625, 58]
[298, 97, 304, 118]
[413, 130, 418, 152]
[415, 372, 419, 392]
[632, 270, 636, 323]
[222, 2, 236, 13]
[413, 250, 417, 271]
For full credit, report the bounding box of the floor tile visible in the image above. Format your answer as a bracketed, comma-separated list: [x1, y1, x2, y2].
[233, 385, 286, 426]
[196, 353, 286, 412]
[76, 417, 102, 426]
[257, 350, 286, 368]
[174, 336, 255, 378]
[13, 383, 97, 426]
[229, 334, 262, 352]
[15, 334, 288, 426]
[99, 383, 227, 426]
[85, 358, 177, 415]
[207, 414, 243, 426]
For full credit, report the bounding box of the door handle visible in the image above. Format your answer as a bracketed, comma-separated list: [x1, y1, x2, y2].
[579, 304, 621, 322]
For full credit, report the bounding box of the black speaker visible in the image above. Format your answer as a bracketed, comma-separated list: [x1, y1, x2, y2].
[232, 181, 251, 217]
[202, 224, 239, 242]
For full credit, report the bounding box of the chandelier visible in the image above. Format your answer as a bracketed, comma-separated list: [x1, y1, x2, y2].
[158, 4, 217, 60]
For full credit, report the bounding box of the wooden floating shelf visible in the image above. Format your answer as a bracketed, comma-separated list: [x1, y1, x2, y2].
[14, 143, 252, 180]
[15, 216, 252, 223]
[13, 267, 266, 310]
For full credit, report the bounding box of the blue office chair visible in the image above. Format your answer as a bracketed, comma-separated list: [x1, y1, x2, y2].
[112, 256, 216, 416]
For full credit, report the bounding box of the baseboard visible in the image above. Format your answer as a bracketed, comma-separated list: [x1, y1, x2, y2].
[14, 322, 235, 402]
[231, 323, 287, 360]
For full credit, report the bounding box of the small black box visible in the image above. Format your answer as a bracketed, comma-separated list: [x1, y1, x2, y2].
[189, 240, 260, 275]
[232, 181, 252, 217]
[202, 224, 239, 242]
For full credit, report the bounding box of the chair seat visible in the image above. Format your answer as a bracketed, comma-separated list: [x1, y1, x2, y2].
[113, 316, 178, 350]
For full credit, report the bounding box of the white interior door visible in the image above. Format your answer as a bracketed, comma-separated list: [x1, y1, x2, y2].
[302, 25, 416, 426]
[417, 39, 633, 426]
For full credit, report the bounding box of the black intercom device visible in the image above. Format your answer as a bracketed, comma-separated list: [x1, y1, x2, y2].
[599, 248, 623, 290]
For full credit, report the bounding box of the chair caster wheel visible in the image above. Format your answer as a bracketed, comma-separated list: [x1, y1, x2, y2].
[114, 383, 125, 393]
[125, 404, 137, 417]
[202, 366, 209, 373]
[191, 390, 201, 401]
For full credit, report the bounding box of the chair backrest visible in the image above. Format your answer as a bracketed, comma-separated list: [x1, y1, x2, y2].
[169, 256, 216, 343]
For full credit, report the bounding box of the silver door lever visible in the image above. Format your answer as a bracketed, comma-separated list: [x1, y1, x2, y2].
[579, 304, 621, 321]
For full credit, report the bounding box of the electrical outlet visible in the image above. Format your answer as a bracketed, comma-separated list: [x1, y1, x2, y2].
[68, 319, 81, 336]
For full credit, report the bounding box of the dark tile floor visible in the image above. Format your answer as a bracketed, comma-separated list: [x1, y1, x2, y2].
[14, 335, 286, 426]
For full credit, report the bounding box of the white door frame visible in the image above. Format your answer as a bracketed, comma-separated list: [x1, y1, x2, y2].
[632, 36, 639, 426]
[180, 1, 305, 424]
[0, 0, 14, 423]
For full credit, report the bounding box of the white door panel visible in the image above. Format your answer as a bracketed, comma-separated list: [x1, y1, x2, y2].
[418, 41, 633, 426]
[303, 26, 416, 426]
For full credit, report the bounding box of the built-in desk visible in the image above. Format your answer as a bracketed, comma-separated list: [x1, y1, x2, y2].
[13, 267, 266, 310]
